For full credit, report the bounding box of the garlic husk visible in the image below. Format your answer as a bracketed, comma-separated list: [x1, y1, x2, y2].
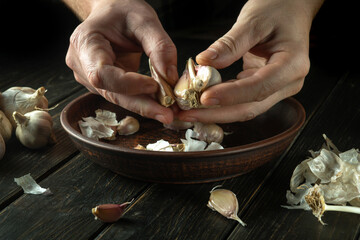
[117, 116, 140, 135]
[0, 110, 12, 142]
[174, 58, 221, 110]
[13, 110, 56, 149]
[92, 201, 132, 223]
[193, 122, 224, 144]
[149, 59, 176, 107]
[0, 86, 48, 127]
[0, 134, 5, 161]
[207, 186, 246, 226]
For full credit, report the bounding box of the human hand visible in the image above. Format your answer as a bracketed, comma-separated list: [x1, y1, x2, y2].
[65, 0, 178, 124]
[177, 0, 324, 123]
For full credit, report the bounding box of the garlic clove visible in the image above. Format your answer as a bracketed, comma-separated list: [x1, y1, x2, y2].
[0, 110, 12, 142]
[207, 186, 246, 226]
[117, 116, 140, 135]
[92, 201, 132, 223]
[163, 119, 194, 131]
[193, 122, 224, 144]
[174, 58, 221, 110]
[149, 59, 176, 107]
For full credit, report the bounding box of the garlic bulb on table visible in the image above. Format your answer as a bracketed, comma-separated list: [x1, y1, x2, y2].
[13, 110, 56, 149]
[174, 58, 221, 110]
[0, 134, 5, 160]
[0, 86, 48, 127]
[0, 110, 12, 142]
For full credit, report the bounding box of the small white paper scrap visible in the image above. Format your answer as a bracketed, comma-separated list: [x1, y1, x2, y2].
[14, 173, 52, 195]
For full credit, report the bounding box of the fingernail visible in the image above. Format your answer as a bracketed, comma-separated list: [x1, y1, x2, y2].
[204, 98, 220, 106]
[199, 48, 218, 60]
[166, 65, 178, 86]
[155, 114, 167, 123]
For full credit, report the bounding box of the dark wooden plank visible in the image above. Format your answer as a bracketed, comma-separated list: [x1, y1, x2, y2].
[228, 71, 360, 239]
[0, 88, 87, 207]
[0, 154, 149, 240]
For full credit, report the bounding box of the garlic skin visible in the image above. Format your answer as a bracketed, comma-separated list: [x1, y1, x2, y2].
[0, 110, 12, 142]
[92, 201, 132, 223]
[117, 116, 140, 135]
[13, 110, 56, 149]
[193, 122, 224, 144]
[0, 87, 48, 127]
[149, 59, 176, 107]
[174, 58, 221, 110]
[207, 186, 246, 226]
[0, 134, 5, 161]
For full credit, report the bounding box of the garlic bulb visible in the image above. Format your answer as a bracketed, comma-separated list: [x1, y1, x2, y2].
[207, 186, 246, 226]
[0, 134, 5, 161]
[0, 110, 12, 142]
[193, 122, 224, 144]
[0, 86, 48, 127]
[174, 58, 221, 110]
[13, 110, 56, 149]
[117, 116, 140, 135]
[149, 59, 176, 107]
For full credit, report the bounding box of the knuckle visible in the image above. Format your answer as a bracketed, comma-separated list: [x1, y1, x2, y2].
[87, 69, 101, 88]
[217, 35, 239, 54]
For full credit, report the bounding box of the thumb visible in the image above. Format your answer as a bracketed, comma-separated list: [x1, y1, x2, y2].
[196, 22, 257, 69]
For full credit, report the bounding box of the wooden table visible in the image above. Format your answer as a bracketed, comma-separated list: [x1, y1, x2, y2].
[1, 7, 360, 240]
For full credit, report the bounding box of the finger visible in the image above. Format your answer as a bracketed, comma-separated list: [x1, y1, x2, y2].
[177, 83, 301, 123]
[200, 51, 309, 106]
[196, 20, 266, 69]
[131, 13, 178, 86]
[71, 29, 159, 96]
[97, 89, 174, 124]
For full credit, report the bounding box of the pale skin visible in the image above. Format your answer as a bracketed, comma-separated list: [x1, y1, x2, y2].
[64, 0, 324, 124]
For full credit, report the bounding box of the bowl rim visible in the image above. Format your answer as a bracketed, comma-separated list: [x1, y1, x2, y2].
[60, 92, 305, 158]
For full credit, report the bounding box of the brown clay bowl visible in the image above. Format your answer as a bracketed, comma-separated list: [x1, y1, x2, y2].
[60, 92, 305, 184]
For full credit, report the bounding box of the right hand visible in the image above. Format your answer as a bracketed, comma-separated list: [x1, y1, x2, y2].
[65, 0, 178, 124]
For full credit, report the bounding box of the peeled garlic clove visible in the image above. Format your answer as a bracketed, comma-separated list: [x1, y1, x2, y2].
[207, 186, 246, 226]
[92, 201, 132, 223]
[174, 58, 221, 110]
[0, 110, 12, 142]
[149, 59, 176, 107]
[13, 110, 56, 149]
[0, 86, 48, 127]
[0, 134, 5, 161]
[193, 122, 224, 144]
[117, 116, 140, 135]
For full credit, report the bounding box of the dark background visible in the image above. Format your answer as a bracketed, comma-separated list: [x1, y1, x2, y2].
[0, 0, 357, 70]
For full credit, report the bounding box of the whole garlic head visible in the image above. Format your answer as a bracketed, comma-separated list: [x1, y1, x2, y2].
[174, 58, 221, 110]
[13, 110, 56, 149]
[0, 110, 12, 142]
[0, 86, 48, 127]
[0, 134, 5, 161]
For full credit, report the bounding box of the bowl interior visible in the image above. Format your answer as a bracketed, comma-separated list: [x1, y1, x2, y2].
[62, 93, 305, 153]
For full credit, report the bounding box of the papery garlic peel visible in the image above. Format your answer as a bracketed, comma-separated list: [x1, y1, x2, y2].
[207, 186, 246, 226]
